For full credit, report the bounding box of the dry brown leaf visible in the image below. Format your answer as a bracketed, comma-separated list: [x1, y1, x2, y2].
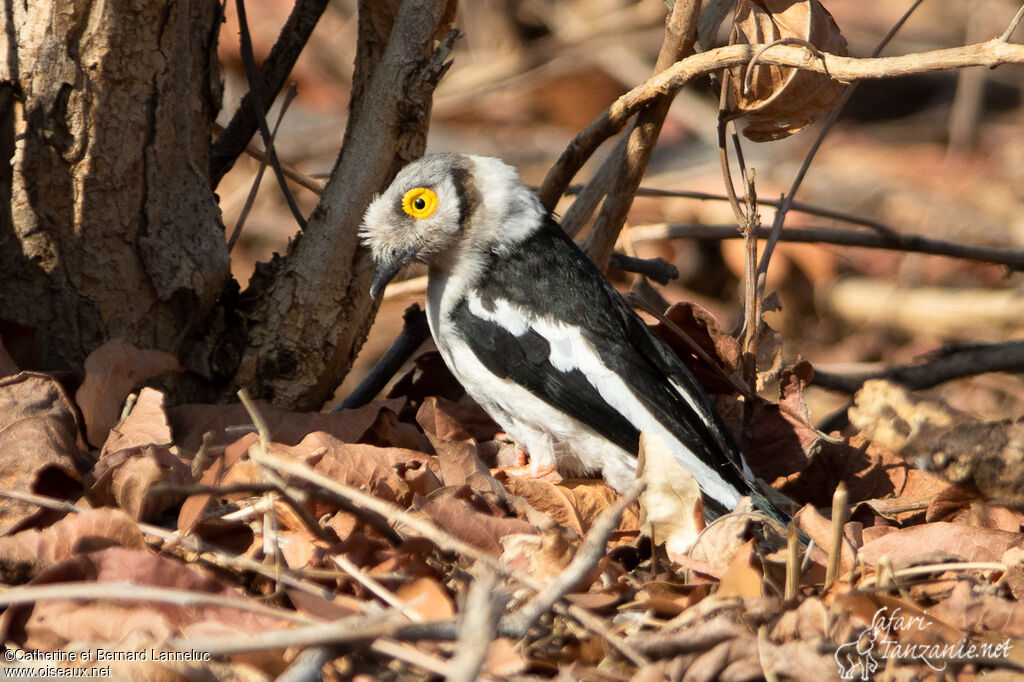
[175, 433, 244, 537]
[75, 339, 181, 447]
[484, 637, 527, 678]
[90, 445, 192, 521]
[0, 508, 145, 582]
[649, 302, 740, 394]
[168, 398, 404, 453]
[301, 435, 436, 507]
[857, 522, 1024, 567]
[932, 580, 1024, 639]
[688, 501, 781, 574]
[500, 477, 636, 535]
[852, 380, 1024, 508]
[500, 529, 577, 584]
[743, 362, 815, 482]
[395, 576, 455, 620]
[0, 372, 85, 536]
[413, 490, 537, 555]
[770, 597, 828, 643]
[749, 363, 886, 507]
[286, 588, 362, 621]
[416, 395, 499, 443]
[0, 546, 292, 651]
[101, 386, 173, 455]
[638, 430, 704, 557]
[727, 0, 848, 141]
[716, 540, 764, 598]
[366, 406, 433, 453]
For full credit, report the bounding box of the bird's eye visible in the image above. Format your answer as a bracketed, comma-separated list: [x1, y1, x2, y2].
[401, 187, 438, 219]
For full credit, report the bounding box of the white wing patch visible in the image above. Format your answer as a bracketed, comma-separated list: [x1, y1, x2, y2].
[465, 294, 743, 510]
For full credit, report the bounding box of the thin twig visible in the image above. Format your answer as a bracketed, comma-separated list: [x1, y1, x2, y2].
[332, 554, 422, 621]
[238, 390, 332, 543]
[229, 82, 299, 253]
[999, 3, 1024, 42]
[226, 125, 324, 195]
[447, 571, 506, 682]
[567, 185, 900, 238]
[627, 222, 1024, 270]
[0, 580, 313, 624]
[608, 253, 679, 285]
[233, 0, 308, 229]
[785, 523, 800, 602]
[824, 482, 848, 590]
[539, 24, 1024, 208]
[857, 561, 1008, 589]
[210, 0, 330, 187]
[811, 339, 1024, 393]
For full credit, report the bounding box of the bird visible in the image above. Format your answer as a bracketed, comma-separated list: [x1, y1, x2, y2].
[360, 152, 789, 524]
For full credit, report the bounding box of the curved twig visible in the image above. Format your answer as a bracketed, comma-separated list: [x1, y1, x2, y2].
[537, 37, 1024, 209]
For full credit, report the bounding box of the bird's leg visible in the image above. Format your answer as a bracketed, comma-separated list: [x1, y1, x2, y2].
[493, 432, 528, 466]
[490, 432, 557, 479]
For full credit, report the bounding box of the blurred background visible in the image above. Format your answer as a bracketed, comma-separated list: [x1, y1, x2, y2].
[214, 0, 1024, 422]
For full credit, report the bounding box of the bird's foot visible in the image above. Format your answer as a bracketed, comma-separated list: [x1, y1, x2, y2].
[494, 432, 528, 467]
[494, 462, 558, 479]
[490, 434, 557, 479]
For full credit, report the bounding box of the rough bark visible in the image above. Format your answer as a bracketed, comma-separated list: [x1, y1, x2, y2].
[230, 0, 456, 409]
[0, 0, 228, 372]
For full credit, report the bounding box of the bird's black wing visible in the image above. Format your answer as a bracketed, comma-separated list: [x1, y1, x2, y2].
[450, 297, 641, 455]
[458, 216, 763, 510]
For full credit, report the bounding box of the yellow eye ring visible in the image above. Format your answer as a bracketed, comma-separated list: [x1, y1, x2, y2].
[401, 187, 438, 219]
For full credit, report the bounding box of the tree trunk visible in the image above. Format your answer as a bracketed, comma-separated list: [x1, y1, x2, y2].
[0, 0, 228, 372]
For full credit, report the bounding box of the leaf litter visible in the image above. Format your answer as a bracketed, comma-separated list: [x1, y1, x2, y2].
[0, 334, 1022, 680]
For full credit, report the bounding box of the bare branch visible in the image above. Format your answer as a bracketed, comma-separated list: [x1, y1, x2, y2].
[537, 38, 1024, 209]
[210, 0, 330, 187]
[811, 340, 1024, 394]
[580, 0, 703, 271]
[627, 222, 1024, 270]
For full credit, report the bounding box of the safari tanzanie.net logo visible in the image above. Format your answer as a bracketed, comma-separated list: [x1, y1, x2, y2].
[835, 606, 1013, 679]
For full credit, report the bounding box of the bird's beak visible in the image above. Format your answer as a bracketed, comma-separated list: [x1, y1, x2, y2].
[369, 244, 419, 298]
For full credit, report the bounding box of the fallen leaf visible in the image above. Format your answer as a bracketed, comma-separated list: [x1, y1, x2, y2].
[649, 302, 740, 393]
[0, 547, 293, 651]
[396, 576, 455, 620]
[168, 398, 405, 453]
[500, 477, 636, 535]
[0, 373, 85, 535]
[857, 522, 1024, 566]
[637, 431, 704, 557]
[101, 386, 173, 455]
[90, 445, 192, 521]
[716, 540, 764, 598]
[416, 395, 499, 443]
[75, 339, 181, 447]
[500, 529, 577, 584]
[0, 508, 145, 583]
[413, 489, 537, 555]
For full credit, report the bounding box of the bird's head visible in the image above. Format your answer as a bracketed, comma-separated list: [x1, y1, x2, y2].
[360, 153, 544, 297]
